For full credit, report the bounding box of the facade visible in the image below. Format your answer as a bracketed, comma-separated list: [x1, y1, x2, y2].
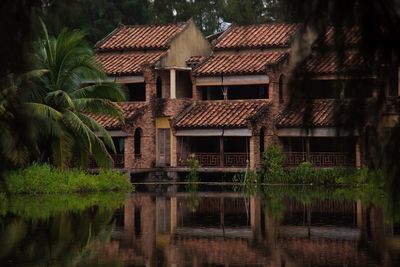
[91, 21, 400, 172]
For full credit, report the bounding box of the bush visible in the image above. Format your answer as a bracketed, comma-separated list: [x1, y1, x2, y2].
[4, 163, 133, 194]
[261, 144, 285, 182]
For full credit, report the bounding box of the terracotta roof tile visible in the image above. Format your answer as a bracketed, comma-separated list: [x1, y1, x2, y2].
[174, 100, 271, 128]
[276, 100, 339, 127]
[186, 56, 206, 68]
[213, 23, 299, 50]
[304, 52, 367, 75]
[96, 52, 164, 75]
[96, 23, 187, 51]
[322, 26, 361, 47]
[194, 51, 287, 76]
[89, 102, 147, 130]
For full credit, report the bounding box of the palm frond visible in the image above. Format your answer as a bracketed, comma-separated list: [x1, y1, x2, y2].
[74, 98, 123, 119]
[25, 102, 63, 120]
[77, 113, 116, 153]
[71, 83, 126, 101]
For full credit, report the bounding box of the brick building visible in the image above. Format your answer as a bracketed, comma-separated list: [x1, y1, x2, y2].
[92, 21, 400, 172]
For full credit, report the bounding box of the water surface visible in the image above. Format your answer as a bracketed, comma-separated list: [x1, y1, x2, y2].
[1, 183, 399, 266]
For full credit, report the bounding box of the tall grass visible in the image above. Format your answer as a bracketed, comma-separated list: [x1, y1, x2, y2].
[4, 163, 133, 194]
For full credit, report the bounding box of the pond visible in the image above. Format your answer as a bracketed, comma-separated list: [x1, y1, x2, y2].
[0, 182, 399, 266]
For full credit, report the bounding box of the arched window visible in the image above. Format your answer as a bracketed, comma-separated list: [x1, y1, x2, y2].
[279, 75, 285, 103]
[134, 128, 142, 158]
[260, 128, 265, 158]
[156, 76, 162, 98]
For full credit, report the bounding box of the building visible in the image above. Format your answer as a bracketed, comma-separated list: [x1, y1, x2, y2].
[91, 21, 400, 172]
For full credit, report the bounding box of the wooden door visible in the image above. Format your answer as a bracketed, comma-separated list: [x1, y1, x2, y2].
[157, 129, 170, 166]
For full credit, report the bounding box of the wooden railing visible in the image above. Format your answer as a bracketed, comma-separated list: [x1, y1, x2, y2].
[177, 153, 248, 167]
[284, 152, 355, 167]
[88, 154, 125, 169]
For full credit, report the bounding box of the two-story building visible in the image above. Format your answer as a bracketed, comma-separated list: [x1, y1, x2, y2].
[91, 21, 400, 173]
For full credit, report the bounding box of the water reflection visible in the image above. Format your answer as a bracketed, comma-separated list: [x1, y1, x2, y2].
[0, 187, 399, 266]
[101, 188, 399, 266]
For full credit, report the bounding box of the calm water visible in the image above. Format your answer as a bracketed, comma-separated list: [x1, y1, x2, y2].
[1, 183, 400, 266]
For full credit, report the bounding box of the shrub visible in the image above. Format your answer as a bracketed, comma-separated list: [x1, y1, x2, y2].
[4, 163, 132, 194]
[261, 144, 285, 182]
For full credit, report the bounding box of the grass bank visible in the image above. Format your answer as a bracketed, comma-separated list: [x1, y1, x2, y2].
[2, 163, 133, 194]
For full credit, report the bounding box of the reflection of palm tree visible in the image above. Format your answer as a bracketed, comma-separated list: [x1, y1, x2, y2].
[26, 22, 125, 168]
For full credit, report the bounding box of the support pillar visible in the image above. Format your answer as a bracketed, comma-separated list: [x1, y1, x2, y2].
[219, 137, 224, 167]
[124, 136, 135, 169]
[355, 138, 362, 168]
[170, 197, 177, 234]
[170, 69, 176, 99]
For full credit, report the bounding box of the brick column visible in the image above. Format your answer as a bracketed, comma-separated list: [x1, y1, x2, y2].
[170, 132, 178, 167]
[124, 136, 134, 170]
[250, 135, 260, 170]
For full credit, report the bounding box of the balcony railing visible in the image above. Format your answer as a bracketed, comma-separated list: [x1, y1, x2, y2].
[284, 152, 355, 167]
[177, 153, 248, 167]
[88, 154, 125, 169]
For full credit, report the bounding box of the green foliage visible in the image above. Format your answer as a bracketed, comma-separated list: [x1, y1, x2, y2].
[4, 193, 128, 220]
[24, 22, 126, 169]
[4, 163, 132, 194]
[185, 157, 200, 212]
[261, 144, 285, 181]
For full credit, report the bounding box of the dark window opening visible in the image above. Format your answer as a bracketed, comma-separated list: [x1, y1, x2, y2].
[176, 70, 193, 98]
[388, 68, 399, 96]
[126, 83, 146, 101]
[343, 79, 374, 98]
[201, 86, 224, 100]
[112, 207, 125, 227]
[156, 76, 162, 98]
[305, 80, 342, 99]
[112, 137, 125, 154]
[223, 137, 249, 153]
[134, 128, 142, 158]
[228, 84, 268, 99]
[200, 84, 268, 100]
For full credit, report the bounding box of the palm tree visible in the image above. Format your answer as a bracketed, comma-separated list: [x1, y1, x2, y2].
[26, 22, 126, 169]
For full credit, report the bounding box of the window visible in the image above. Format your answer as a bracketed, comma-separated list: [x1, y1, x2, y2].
[200, 84, 268, 100]
[134, 128, 142, 158]
[156, 76, 162, 98]
[126, 83, 146, 101]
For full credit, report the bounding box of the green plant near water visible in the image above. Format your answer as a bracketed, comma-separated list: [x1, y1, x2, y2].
[185, 157, 200, 212]
[4, 163, 133, 194]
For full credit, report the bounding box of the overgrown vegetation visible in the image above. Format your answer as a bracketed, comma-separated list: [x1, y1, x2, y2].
[234, 144, 384, 186]
[185, 157, 200, 212]
[2, 164, 132, 194]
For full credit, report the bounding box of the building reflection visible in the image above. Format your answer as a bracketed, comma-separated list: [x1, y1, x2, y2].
[97, 192, 400, 267]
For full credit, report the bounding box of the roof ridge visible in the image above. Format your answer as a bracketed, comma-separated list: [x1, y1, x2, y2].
[119, 21, 188, 29]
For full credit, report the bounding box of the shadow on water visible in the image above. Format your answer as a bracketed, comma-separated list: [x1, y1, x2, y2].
[1, 178, 400, 266]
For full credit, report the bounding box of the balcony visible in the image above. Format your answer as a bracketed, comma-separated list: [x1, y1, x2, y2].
[284, 152, 355, 167]
[177, 153, 248, 168]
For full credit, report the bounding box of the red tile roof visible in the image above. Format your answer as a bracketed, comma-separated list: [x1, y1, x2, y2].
[89, 102, 147, 130]
[276, 99, 339, 127]
[186, 56, 206, 68]
[174, 100, 271, 128]
[96, 23, 187, 51]
[321, 26, 361, 47]
[96, 52, 165, 75]
[193, 51, 287, 76]
[213, 23, 299, 50]
[304, 52, 367, 75]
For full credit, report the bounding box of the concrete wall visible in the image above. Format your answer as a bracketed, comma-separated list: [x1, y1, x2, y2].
[160, 19, 211, 68]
